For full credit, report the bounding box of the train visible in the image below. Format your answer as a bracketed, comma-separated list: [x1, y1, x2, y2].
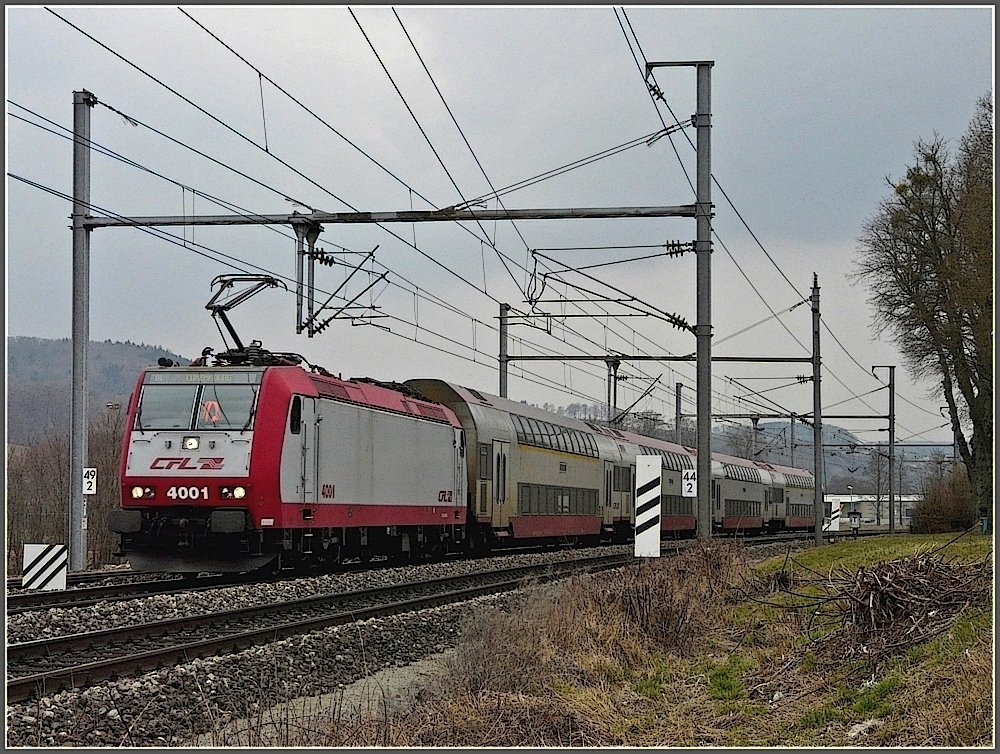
[109, 344, 816, 573]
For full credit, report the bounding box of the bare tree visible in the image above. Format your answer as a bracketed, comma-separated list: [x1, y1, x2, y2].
[854, 94, 993, 511]
[618, 410, 670, 441]
[6, 407, 125, 572]
[723, 422, 756, 459]
[863, 447, 890, 525]
[919, 449, 953, 493]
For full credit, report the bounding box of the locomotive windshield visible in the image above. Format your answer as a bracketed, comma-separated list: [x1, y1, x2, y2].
[137, 383, 258, 431]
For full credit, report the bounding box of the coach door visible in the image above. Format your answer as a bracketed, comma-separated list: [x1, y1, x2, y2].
[492, 440, 509, 526]
[604, 461, 615, 522]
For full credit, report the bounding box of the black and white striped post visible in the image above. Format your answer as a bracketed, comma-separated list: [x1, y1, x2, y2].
[634, 455, 663, 558]
[21, 544, 69, 590]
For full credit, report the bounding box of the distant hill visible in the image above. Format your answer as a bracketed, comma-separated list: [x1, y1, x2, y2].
[6, 337, 190, 446]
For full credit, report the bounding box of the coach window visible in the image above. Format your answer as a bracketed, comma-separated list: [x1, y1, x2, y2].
[290, 396, 302, 434]
[479, 444, 492, 480]
[512, 415, 527, 444]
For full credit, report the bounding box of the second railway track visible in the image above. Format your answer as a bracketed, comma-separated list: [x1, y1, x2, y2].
[5, 573, 247, 614]
[5, 530, 872, 615]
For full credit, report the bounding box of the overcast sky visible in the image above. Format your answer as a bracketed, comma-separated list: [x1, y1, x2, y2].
[5, 5, 994, 447]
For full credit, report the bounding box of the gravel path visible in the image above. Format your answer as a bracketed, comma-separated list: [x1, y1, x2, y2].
[186, 651, 454, 746]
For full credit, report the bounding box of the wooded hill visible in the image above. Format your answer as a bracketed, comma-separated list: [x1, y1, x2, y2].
[6, 337, 190, 446]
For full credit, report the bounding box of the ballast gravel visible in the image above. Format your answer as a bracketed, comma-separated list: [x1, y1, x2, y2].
[5, 539, 806, 747]
[6, 545, 631, 644]
[6, 593, 510, 748]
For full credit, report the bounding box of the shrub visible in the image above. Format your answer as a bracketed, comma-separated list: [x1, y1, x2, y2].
[912, 471, 976, 533]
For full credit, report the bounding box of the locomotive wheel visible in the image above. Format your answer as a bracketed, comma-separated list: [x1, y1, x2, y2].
[257, 555, 282, 580]
[389, 550, 411, 566]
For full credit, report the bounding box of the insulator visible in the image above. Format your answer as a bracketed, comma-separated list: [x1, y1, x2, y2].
[310, 248, 337, 267]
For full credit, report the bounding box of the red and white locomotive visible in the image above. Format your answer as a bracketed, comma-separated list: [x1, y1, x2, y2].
[110, 344, 815, 573]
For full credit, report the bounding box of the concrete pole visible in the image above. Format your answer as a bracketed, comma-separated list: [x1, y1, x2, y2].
[304, 224, 322, 337]
[888, 365, 896, 533]
[499, 303, 510, 397]
[811, 274, 824, 547]
[789, 415, 795, 466]
[606, 360, 613, 422]
[695, 62, 714, 539]
[293, 223, 307, 334]
[70, 90, 97, 572]
[675, 382, 683, 444]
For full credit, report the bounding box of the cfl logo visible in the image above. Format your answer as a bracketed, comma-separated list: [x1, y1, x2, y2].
[150, 457, 225, 470]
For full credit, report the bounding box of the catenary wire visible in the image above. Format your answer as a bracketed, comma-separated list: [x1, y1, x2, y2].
[45, 8, 875, 430]
[617, 6, 944, 426]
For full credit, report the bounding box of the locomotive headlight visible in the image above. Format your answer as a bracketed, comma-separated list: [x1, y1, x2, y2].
[233, 486, 246, 499]
[131, 486, 145, 498]
[182, 436, 200, 451]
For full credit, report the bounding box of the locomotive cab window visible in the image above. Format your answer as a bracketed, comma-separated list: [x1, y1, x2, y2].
[136, 385, 198, 429]
[290, 396, 302, 435]
[137, 383, 258, 431]
[196, 384, 258, 430]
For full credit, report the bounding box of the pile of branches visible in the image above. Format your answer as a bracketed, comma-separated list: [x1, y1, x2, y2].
[793, 551, 992, 667]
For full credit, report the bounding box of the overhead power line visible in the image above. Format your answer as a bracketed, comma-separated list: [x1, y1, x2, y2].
[175, 6, 701, 406]
[348, 7, 526, 298]
[615, 6, 942, 432]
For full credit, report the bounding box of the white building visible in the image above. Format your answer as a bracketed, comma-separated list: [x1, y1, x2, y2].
[823, 494, 924, 531]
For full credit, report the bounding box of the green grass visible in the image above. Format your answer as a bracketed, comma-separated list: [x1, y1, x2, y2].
[757, 532, 991, 577]
[903, 608, 992, 668]
[797, 704, 843, 730]
[706, 655, 755, 701]
[328, 532, 993, 748]
[631, 655, 674, 699]
[848, 676, 900, 718]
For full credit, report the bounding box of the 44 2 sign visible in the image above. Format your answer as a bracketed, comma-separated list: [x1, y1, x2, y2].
[681, 469, 697, 498]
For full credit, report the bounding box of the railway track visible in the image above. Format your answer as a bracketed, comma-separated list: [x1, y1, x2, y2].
[6, 552, 630, 703]
[5, 530, 877, 614]
[6, 570, 135, 591]
[4, 573, 249, 614]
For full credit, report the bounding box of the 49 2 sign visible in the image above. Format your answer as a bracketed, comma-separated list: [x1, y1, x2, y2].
[681, 469, 697, 498]
[82, 467, 97, 496]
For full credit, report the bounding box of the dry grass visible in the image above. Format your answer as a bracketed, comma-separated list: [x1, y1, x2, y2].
[219, 534, 993, 747]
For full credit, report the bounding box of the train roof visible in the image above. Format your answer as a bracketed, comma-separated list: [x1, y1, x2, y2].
[754, 460, 816, 479]
[141, 365, 462, 428]
[406, 379, 601, 435]
[402, 379, 817, 478]
[712, 451, 765, 468]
